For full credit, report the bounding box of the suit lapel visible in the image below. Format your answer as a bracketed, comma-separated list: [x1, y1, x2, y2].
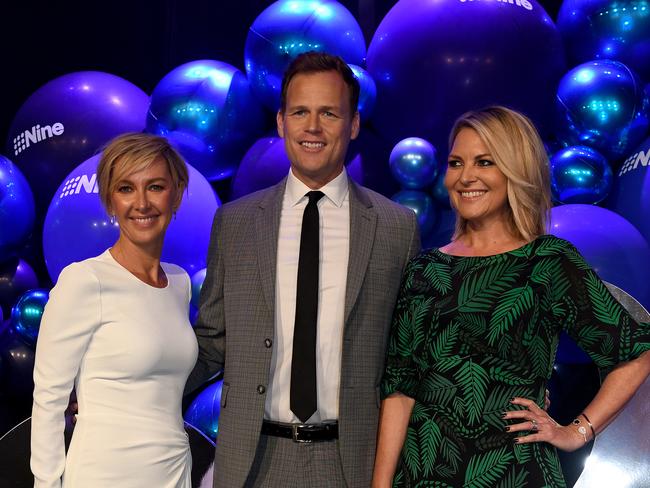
[256, 179, 286, 314]
[344, 180, 377, 324]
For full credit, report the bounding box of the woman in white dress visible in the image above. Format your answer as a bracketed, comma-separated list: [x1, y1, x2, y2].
[31, 133, 199, 488]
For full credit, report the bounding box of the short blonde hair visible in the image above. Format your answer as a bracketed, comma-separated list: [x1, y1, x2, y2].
[97, 133, 189, 213]
[448, 106, 551, 242]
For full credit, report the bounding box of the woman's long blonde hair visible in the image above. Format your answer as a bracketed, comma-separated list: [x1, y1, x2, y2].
[448, 106, 551, 242]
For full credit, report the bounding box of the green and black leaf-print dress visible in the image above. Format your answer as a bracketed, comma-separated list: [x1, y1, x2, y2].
[382, 235, 650, 488]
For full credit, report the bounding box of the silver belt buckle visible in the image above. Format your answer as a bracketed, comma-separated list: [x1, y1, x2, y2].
[291, 424, 311, 443]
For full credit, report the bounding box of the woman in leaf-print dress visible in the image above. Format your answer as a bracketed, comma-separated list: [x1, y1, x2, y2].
[372, 106, 650, 488]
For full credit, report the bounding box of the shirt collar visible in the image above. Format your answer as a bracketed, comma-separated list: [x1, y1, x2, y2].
[286, 168, 349, 208]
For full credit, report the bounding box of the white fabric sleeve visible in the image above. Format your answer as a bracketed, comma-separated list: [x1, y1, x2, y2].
[30, 262, 101, 488]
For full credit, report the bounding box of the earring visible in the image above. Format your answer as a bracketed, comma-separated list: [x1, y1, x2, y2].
[173, 211, 177, 221]
[110, 214, 116, 225]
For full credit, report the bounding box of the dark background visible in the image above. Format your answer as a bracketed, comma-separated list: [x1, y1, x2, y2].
[0, 0, 563, 146]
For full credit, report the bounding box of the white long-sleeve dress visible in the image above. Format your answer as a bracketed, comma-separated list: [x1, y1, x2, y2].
[31, 250, 198, 488]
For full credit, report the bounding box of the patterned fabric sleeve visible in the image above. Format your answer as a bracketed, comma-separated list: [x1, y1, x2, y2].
[556, 241, 650, 374]
[381, 257, 426, 399]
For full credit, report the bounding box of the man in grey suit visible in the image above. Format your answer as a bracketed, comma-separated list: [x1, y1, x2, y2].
[185, 52, 420, 487]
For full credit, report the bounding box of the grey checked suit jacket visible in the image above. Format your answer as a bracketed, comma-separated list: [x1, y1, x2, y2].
[185, 176, 420, 487]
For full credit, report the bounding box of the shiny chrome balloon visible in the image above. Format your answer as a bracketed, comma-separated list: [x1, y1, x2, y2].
[550, 145, 613, 204]
[244, 0, 366, 111]
[555, 60, 649, 160]
[558, 0, 650, 82]
[10, 289, 49, 345]
[147, 60, 265, 181]
[348, 64, 377, 122]
[389, 137, 438, 190]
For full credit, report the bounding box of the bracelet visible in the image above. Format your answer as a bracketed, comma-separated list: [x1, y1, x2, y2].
[571, 418, 588, 443]
[580, 412, 596, 439]
[571, 414, 596, 443]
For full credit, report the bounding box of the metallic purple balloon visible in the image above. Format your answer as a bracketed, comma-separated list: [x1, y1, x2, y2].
[0, 155, 35, 260]
[231, 136, 291, 199]
[43, 154, 220, 282]
[367, 0, 566, 155]
[550, 204, 650, 309]
[6, 72, 149, 212]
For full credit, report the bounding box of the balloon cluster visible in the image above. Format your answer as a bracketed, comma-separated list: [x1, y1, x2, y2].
[2, 0, 650, 433]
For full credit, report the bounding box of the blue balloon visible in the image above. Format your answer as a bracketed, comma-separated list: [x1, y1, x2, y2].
[0, 155, 35, 260]
[348, 64, 377, 122]
[550, 204, 650, 309]
[367, 0, 566, 156]
[43, 154, 220, 282]
[392, 190, 437, 236]
[190, 268, 207, 309]
[550, 146, 613, 204]
[147, 60, 266, 181]
[6, 72, 149, 213]
[244, 0, 367, 110]
[10, 289, 49, 345]
[430, 169, 450, 209]
[389, 137, 438, 190]
[231, 136, 291, 199]
[184, 380, 223, 441]
[557, 0, 650, 82]
[607, 135, 650, 246]
[555, 60, 649, 160]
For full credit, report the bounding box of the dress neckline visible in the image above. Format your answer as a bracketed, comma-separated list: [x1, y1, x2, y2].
[103, 249, 170, 290]
[433, 235, 549, 258]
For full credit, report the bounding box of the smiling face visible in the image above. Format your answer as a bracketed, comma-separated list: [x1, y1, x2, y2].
[445, 127, 510, 228]
[277, 70, 360, 189]
[109, 158, 180, 252]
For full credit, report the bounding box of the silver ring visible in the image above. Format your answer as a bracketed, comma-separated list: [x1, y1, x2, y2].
[530, 419, 538, 431]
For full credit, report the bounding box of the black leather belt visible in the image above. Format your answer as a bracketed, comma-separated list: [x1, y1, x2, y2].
[261, 420, 338, 443]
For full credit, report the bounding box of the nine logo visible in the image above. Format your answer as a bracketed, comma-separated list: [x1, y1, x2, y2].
[619, 148, 650, 176]
[59, 173, 98, 199]
[13, 122, 65, 156]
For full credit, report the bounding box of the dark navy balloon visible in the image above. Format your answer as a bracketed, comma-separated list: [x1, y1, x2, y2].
[430, 170, 450, 209]
[555, 60, 649, 160]
[147, 60, 266, 181]
[349, 64, 377, 122]
[0, 155, 35, 260]
[389, 137, 438, 190]
[557, 0, 650, 82]
[244, 0, 366, 110]
[184, 380, 223, 441]
[231, 136, 291, 199]
[10, 289, 49, 345]
[607, 136, 650, 245]
[367, 0, 566, 156]
[550, 146, 613, 204]
[0, 333, 35, 397]
[550, 204, 650, 309]
[392, 190, 437, 236]
[0, 259, 38, 319]
[190, 268, 207, 309]
[6, 72, 149, 213]
[43, 154, 220, 282]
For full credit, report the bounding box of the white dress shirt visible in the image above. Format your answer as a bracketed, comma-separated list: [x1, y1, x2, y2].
[264, 168, 350, 423]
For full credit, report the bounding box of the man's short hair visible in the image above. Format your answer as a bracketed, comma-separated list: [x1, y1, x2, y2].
[279, 51, 360, 115]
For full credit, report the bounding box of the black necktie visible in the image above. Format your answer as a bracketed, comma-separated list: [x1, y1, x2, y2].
[290, 190, 324, 422]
